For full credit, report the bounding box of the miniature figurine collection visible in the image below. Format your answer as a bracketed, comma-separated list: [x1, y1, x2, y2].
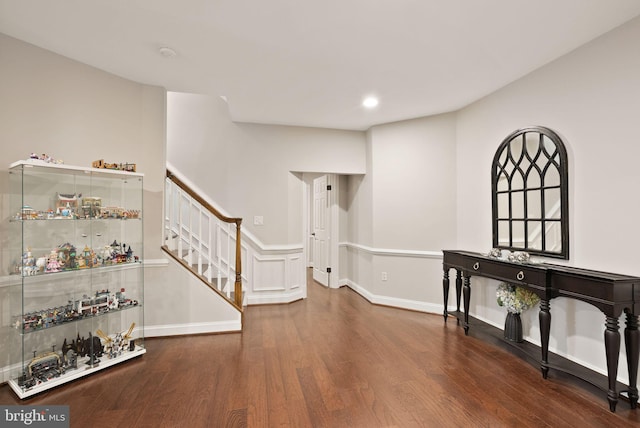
[17, 323, 136, 390]
[13, 186, 141, 277]
[15, 239, 138, 277]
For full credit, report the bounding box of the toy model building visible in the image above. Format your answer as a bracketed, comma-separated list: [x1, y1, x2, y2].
[92, 159, 136, 172]
[56, 193, 80, 215]
[81, 197, 101, 218]
[16, 324, 137, 391]
[18, 288, 139, 332]
[17, 332, 104, 390]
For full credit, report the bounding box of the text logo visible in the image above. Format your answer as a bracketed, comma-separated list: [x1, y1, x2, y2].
[1, 406, 69, 427]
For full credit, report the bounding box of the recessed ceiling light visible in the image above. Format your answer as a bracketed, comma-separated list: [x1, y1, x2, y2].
[158, 47, 177, 58]
[362, 96, 379, 108]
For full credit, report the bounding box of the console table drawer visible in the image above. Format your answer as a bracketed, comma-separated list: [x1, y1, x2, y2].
[442, 250, 467, 270]
[466, 258, 547, 287]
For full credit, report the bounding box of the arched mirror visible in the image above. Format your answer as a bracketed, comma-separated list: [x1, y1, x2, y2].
[492, 126, 569, 259]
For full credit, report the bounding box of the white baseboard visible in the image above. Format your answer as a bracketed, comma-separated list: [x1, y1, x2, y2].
[246, 288, 306, 305]
[342, 279, 442, 314]
[144, 320, 241, 337]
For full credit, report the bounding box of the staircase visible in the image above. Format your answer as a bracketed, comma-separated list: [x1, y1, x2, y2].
[162, 169, 244, 313]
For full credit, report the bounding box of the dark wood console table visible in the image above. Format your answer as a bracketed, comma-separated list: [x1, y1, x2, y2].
[442, 250, 639, 412]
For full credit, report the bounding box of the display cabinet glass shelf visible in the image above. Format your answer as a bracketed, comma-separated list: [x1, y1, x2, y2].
[5, 160, 145, 399]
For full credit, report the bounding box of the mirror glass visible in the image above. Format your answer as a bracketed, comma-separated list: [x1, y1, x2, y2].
[491, 126, 569, 259]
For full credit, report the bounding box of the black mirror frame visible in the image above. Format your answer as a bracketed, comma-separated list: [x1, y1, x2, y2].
[491, 126, 569, 259]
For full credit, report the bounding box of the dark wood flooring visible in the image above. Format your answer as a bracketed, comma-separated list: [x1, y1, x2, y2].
[2, 271, 639, 427]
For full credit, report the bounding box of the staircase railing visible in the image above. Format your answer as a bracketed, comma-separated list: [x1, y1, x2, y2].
[163, 169, 243, 310]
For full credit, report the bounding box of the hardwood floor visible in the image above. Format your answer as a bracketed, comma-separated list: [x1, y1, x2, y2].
[2, 271, 639, 427]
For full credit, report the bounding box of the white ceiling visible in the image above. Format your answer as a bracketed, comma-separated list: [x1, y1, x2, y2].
[2, 1, 640, 131]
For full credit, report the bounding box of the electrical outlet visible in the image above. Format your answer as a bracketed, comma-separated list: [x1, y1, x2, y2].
[253, 215, 264, 226]
[381, 272, 388, 281]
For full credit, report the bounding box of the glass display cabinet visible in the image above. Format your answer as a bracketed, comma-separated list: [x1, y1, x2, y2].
[5, 160, 145, 398]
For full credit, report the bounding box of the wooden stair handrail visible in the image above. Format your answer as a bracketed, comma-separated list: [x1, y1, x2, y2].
[166, 169, 242, 224]
[166, 169, 243, 309]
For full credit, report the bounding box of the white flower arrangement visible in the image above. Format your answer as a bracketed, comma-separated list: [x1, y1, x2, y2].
[496, 282, 540, 314]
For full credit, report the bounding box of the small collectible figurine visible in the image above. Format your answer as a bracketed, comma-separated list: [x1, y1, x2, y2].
[20, 248, 38, 276]
[36, 257, 47, 273]
[27, 153, 63, 164]
[45, 250, 61, 273]
[82, 245, 96, 268]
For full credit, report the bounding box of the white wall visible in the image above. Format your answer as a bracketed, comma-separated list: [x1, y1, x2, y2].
[344, 113, 458, 309]
[167, 92, 366, 246]
[455, 16, 640, 383]
[144, 257, 241, 336]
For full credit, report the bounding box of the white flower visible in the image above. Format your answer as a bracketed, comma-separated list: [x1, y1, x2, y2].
[496, 282, 540, 314]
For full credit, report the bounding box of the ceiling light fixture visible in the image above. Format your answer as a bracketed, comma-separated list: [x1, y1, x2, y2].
[158, 46, 177, 58]
[362, 96, 379, 109]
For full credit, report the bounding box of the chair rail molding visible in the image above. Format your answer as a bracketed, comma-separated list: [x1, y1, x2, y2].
[340, 241, 443, 259]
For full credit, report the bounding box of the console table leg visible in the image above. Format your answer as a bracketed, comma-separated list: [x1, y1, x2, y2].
[455, 270, 462, 313]
[605, 316, 621, 412]
[463, 274, 471, 335]
[443, 269, 450, 322]
[539, 299, 551, 379]
[624, 312, 639, 409]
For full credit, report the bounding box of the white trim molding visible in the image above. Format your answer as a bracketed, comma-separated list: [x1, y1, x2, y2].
[144, 258, 170, 267]
[343, 279, 443, 314]
[340, 242, 445, 314]
[144, 320, 241, 337]
[246, 288, 306, 305]
[341, 242, 443, 259]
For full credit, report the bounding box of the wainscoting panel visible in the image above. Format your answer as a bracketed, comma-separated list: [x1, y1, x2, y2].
[288, 254, 303, 290]
[244, 247, 306, 305]
[252, 255, 287, 292]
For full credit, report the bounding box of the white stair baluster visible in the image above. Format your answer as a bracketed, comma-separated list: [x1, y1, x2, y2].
[177, 188, 183, 258]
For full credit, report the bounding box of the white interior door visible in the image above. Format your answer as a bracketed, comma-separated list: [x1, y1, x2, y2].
[312, 175, 330, 286]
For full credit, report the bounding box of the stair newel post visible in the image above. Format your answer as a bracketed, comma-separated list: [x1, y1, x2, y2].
[234, 219, 243, 308]
[226, 222, 231, 298]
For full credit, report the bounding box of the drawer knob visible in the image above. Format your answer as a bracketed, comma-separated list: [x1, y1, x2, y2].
[473, 262, 480, 271]
[516, 271, 525, 281]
